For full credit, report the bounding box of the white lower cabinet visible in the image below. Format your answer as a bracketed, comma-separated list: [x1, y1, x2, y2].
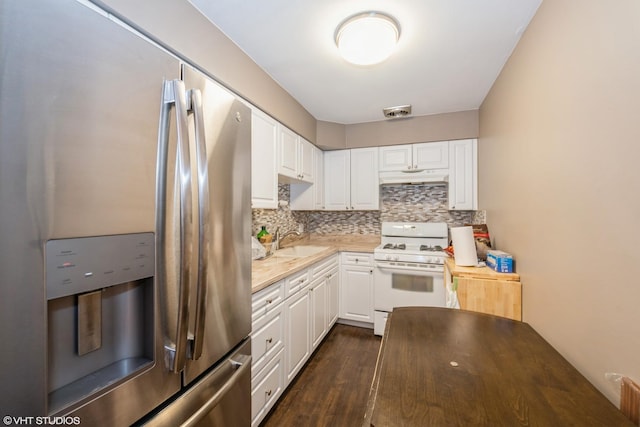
[310, 277, 327, 350]
[327, 267, 339, 326]
[251, 348, 284, 426]
[249, 253, 342, 424]
[251, 281, 285, 427]
[340, 252, 375, 324]
[284, 281, 311, 383]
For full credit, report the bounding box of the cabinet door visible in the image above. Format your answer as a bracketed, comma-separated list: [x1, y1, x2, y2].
[448, 139, 477, 210]
[379, 144, 412, 171]
[350, 147, 379, 210]
[327, 267, 339, 326]
[290, 145, 322, 211]
[277, 125, 299, 180]
[340, 266, 374, 322]
[310, 278, 327, 350]
[284, 289, 310, 382]
[313, 147, 324, 210]
[251, 307, 284, 379]
[251, 109, 278, 209]
[298, 137, 314, 183]
[324, 150, 350, 210]
[413, 141, 449, 169]
[251, 349, 284, 427]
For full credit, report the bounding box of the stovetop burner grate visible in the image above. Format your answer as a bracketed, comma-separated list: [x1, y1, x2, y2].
[420, 245, 443, 252]
[383, 243, 406, 250]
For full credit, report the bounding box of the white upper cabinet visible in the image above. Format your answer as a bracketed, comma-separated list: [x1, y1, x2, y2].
[448, 138, 478, 210]
[277, 125, 313, 184]
[251, 109, 278, 209]
[299, 137, 314, 182]
[413, 141, 449, 169]
[323, 150, 350, 210]
[290, 145, 323, 211]
[379, 144, 412, 172]
[277, 125, 298, 179]
[350, 147, 379, 210]
[379, 141, 449, 172]
[324, 147, 379, 211]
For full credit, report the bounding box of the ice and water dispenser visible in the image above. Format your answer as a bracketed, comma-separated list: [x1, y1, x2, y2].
[46, 233, 155, 414]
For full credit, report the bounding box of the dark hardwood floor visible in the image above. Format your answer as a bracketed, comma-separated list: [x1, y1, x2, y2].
[261, 324, 381, 427]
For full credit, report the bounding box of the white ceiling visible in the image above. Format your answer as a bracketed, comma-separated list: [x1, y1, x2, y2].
[189, 0, 542, 125]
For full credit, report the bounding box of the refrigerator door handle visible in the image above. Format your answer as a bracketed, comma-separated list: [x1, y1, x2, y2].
[157, 79, 193, 373]
[182, 354, 251, 427]
[188, 88, 209, 360]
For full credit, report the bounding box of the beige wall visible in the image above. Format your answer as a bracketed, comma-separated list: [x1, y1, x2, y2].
[479, 0, 640, 404]
[317, 110, 478, 150]
[93, 0, 317, 142]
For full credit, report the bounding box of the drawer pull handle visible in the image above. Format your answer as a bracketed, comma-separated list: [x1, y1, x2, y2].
[266, 337, 273, 344]
[266, 389, 272, 397]
[266, 298, 273, 304]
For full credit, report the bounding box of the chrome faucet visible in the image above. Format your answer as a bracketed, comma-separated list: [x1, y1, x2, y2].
[274, 228, 301, 250]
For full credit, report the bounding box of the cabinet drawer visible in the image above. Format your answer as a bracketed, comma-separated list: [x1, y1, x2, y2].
[284, 269, 310, 298]
[251, 307, 284, 378]
[311, 254, 339, 281]
[252, 280, 284, 323]
[341, 252, 373, 266]
[251, 348, 284, 427]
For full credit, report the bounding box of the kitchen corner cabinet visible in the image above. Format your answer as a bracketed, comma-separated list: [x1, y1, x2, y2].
[444, 258, 521, 321]
[340, 252, 375, 324]
[290, 145, 324, 210]
[324, 147, 379, 210]
[448, 138, 477, 210]
[277, 125, 313, 184]
[251, 109, 278, 209]
[379, 141, 449, 172]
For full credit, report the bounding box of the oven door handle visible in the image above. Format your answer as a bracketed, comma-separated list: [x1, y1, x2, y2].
[375, 262, 444, 274]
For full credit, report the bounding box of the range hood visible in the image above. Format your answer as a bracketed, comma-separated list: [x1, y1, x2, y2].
[379, 169, 449, 185]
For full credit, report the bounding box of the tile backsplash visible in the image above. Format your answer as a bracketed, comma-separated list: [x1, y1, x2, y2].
[252, 184, 485, 237]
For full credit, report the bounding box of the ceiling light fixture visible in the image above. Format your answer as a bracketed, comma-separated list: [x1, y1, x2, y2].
[335, 11, 400, 66]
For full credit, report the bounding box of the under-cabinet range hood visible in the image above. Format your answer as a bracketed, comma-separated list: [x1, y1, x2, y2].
[379, 169, 448, 185]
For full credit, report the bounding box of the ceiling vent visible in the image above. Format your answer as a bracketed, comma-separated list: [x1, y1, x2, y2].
[383, 104, 412, 119]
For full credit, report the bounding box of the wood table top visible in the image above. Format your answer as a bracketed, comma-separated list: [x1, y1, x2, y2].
[364, 307, 632, 426]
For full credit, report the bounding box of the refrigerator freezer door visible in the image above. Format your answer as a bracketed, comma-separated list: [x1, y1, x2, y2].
[141, 339, 251, 426]
[0, 0, 181, 421]
[181, 65, 252, 384]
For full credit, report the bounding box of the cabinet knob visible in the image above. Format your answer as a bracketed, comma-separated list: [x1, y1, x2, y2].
[355, 258, 359, 263]
[266, 337, 273, 344]
[266, 298, 273, 304]
[266, 389, 272, 397]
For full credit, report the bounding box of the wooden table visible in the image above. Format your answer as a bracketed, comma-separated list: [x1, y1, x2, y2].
[363, 307, 632, 426]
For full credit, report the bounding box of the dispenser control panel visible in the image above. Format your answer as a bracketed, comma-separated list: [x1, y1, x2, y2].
[45, 233, 154, 299]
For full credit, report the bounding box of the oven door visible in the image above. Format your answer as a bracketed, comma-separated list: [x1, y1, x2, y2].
[374, 261, 446, 312]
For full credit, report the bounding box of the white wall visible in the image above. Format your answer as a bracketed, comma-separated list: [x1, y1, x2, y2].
[479, 0, 640, 404]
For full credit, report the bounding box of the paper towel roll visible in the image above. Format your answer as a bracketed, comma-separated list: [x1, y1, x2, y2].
[451, 226, 478, 266]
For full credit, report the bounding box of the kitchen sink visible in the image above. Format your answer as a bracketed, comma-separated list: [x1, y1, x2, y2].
[273, 245, 329, 258]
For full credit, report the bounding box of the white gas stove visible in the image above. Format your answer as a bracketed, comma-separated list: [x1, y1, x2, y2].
[373, 222, 449, 336]
[373, 222, 448, 268]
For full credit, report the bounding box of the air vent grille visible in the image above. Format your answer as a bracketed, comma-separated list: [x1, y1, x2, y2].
[383, 104, 412, 119]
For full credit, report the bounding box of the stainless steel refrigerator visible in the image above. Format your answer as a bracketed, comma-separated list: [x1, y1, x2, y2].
[0, 0, 252, 425]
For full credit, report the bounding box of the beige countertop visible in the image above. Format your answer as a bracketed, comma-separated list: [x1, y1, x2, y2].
[251, 234, 380, 294]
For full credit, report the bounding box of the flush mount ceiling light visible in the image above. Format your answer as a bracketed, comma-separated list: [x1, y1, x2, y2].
[335, 11, 400, 66]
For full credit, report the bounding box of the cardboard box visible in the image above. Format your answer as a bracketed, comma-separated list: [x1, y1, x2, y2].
[486, 250, 513, 273]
